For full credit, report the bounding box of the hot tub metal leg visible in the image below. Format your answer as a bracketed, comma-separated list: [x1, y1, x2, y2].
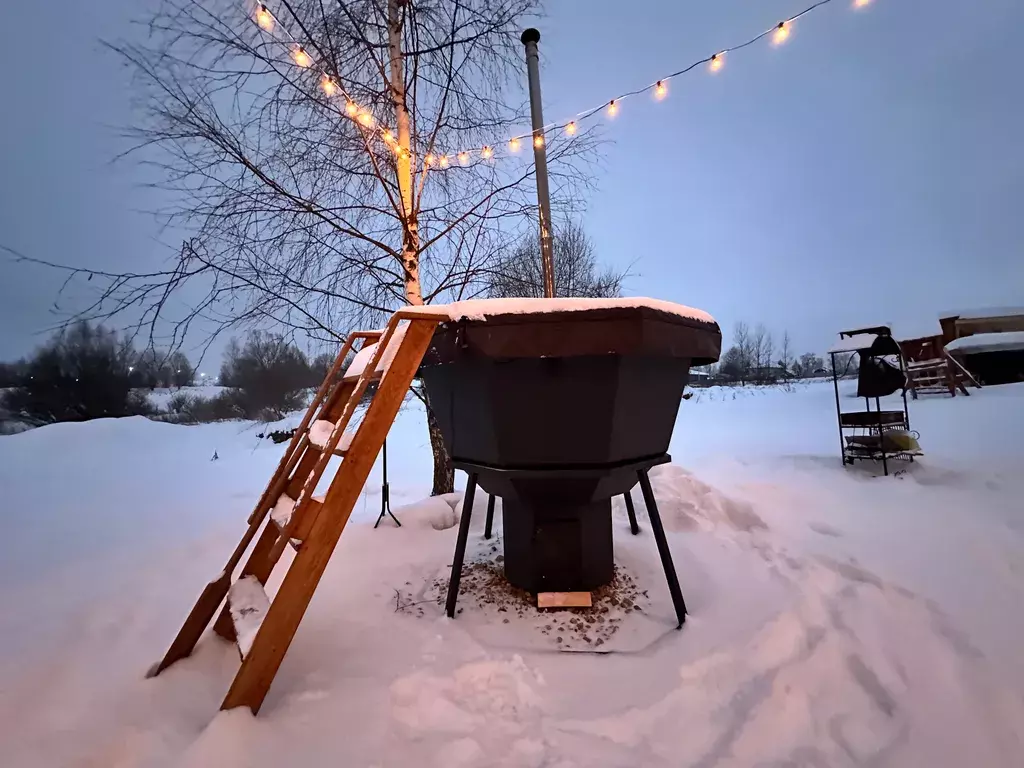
[623, 490, 640, 535]
[484, 494, 495, 540]
[637, 468, 687, 628]
[446, 474, 478, 618]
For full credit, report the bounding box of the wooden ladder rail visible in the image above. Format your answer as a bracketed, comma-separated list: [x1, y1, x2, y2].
[210, 330, 384, 640]
[222, 321, 405, 626]
[146, 330, 375, 676]
[220, 311, 441, 713]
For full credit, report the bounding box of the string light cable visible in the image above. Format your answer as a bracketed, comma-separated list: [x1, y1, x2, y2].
[248, 0, 874, 169]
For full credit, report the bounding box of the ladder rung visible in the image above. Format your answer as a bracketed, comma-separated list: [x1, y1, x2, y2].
[307, 420, 354, 457]
[227, 576, 270, 660]
[270, 493, 326, 550]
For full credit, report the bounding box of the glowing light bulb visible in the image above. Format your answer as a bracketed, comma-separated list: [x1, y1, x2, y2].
[709, 53, 724, 73]
[655, 81, 667, 100]
[853, 0, 871, 6]
[458, 151, 470, 166]
[358, 111, 374, 127]
[607, 99, 618, 117]
[291, 46, 312, 68]
[508, 137, 521, 152]
[565, 121, 577, 136]
[439, 155, 450, 168]
[345, 101, 358, 117]
[533, 134, 545, 149]
[382, 129, 395, 143]
[772, 22, 790, 46]
[425, 153, 435, 166]
[320, 76, 337, 96]
[481, 146, 493, 159]
[254, 4, 274, 32]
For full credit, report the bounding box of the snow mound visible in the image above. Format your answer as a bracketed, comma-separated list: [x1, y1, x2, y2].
[307, 419, 355, 452]
[228, 576, 269, 658]
[644, 464, 767, 533]
[396, 493, 463, 530]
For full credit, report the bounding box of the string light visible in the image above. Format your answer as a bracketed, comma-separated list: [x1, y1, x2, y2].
[772, 21, 791, 46]
[249, 0, 874, 172]
[291, 46, 312, 68]
[254, 4, 275, 32]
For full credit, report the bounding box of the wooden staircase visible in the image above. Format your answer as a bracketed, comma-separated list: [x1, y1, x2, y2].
[146, 308, 443, 714]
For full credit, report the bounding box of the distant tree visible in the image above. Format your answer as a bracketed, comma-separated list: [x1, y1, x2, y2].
[168, 351, 194, 388]
[308, 351, 337, 387]
[0, 360, 27, 388]
[793, 352, 825, 378]
[719, 346, 745, 382]
[488, 220, 625, 299]
[732, 322, 753, 383]
[1, 322, 151, 423]
[778, 331, 794, 378]
[220, 332, 312, 420]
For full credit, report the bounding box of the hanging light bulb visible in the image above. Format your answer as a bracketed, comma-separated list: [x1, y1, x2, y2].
[291, 46, 313, 68]
[607, 99, 619, 117]
[357, 111, 374, 127]
[772, 21, 791, 46]
[439, 155, 450, 168]
[565, 121, 577, 136]
[533, 134, 545, 149]
[320, 75, 337, 97]
[508, 137, 521, 153]
[853, 0, 872, 7]
[709, 52, 724, 73]
[655, 81, 667, 100]
[382, 129, 395, 144]
[254, 4, 275, 32]
[345, 101, 358, 117]
[481, 146, 494, 159]
[425, 153, 435, 166]
[458, 151, 470, 166]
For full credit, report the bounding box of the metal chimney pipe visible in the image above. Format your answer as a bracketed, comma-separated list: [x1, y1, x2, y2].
[521, 28, 556, 298]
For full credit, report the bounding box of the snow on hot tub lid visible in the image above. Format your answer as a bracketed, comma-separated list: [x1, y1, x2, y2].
[415, 297, 717, 325]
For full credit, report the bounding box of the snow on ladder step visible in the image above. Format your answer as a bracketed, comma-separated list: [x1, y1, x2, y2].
[307, 420, 355, 456]
[342, 322, 410, 382]
[227, 576, 270, 660]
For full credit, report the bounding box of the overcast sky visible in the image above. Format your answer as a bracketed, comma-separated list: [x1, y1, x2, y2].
[1, 0, 1022, 366]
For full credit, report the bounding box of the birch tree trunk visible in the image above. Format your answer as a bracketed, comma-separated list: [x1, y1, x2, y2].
[388, 0, 422, 306]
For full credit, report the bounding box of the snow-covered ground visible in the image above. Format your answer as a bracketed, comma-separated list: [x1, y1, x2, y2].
[1, 380, 1023, 766]
[145, 385, 230, 411]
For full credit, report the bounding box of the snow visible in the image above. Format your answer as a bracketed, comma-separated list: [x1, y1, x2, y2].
[828, 333, 879, 353]
[344, 322, 409, 380]
[946, 331, 1024, 354]
[270, 493, 296, 529]
[227, 576, 270, 658]
[2, 381, 1024, 765]
[146, 385, 229, 410]
[414, 296, 717, 325]
[307, 419, 355, 452]
[941, 306, 1024, 321]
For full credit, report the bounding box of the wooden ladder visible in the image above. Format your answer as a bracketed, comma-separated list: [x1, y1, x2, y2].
[146, 309, 442, 714]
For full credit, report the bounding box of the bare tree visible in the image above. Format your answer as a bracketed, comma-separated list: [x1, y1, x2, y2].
[733, 321, 751, 384]
[487, 219, 625, 298]
[778, 330, 793, 378]
[15, 0, 596, 494]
